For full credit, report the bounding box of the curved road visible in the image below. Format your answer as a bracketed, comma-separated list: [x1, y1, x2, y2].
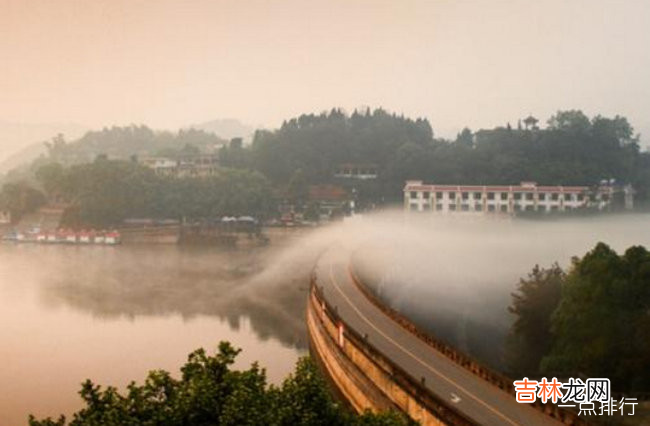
[315, 247, 560, 426]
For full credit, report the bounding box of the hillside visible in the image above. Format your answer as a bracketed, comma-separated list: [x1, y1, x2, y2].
[188, 118, 257, 143]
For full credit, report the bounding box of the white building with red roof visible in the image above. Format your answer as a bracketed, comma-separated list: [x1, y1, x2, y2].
[404, 180, 632, 214]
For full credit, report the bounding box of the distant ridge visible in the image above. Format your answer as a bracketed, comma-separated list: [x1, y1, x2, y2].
[186, 119, 257, 143]
[0, 121, 88, 173]
[0, 142, 46, 174]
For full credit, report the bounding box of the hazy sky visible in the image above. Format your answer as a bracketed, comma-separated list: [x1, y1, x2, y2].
[1, 0, 649, 140]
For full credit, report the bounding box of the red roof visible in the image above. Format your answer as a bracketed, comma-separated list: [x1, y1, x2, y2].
[405, 183, 589, 193]
[308, 184, 348, 201]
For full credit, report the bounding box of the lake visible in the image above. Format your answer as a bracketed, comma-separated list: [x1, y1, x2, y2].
[0, 242, 309, 425]
[4, 214, 650, 423]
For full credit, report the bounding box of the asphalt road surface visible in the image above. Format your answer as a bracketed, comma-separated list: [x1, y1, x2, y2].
[315, 247, 560, 426]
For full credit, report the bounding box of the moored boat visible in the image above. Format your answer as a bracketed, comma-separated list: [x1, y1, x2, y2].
[2, 228, 122, 246]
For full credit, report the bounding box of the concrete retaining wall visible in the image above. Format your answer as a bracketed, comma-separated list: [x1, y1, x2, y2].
[307, 281, 475, 425]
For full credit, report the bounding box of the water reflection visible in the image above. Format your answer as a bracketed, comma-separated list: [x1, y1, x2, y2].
[35, 245, 309, 349]
[0, 240, 313, 425]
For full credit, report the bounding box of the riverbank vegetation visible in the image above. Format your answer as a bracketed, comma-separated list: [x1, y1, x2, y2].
[249, 109, 650, 204]
[506, 242, 650, 392]
[0, 180, 46, 223]
[2, 108, 650, 226]
[29, 342, 409, 426]
[43, 158, 273, 227]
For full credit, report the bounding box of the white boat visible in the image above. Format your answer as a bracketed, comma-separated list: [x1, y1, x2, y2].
[104, 232, 121, 245]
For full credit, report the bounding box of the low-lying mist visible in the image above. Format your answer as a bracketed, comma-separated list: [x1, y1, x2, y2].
[345, 211, 650, 369]
[27, 211, 650, 371]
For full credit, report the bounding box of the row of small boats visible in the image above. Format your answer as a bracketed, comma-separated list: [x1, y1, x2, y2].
[2, 229, 121, 245]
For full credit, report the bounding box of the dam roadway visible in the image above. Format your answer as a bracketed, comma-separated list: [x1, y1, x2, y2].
[314, 248, 561, 426]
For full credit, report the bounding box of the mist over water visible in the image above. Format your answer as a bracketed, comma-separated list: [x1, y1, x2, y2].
[2, 213, 649, 424]
[0, 237, 317, 425]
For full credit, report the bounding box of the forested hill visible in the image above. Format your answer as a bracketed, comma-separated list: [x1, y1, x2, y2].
[244, 109, 650, 204]
[3, 108, 650, 227]
[251, 108, 433, 184]
[44, 125, 227, 164]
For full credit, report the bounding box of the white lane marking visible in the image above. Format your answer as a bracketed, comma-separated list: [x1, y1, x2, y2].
[327, 264, 521, 426]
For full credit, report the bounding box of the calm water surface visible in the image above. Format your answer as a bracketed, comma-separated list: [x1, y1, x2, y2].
[5, 214, 650, 424]
[0, 243, 307, 425]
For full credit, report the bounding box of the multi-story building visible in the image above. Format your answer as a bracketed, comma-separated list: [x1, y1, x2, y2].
[404, 180, 633, 214]
[140, 154, 220, 178]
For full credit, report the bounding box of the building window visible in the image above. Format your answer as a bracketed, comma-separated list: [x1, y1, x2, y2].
[449, 204, 456, 211]
[436, 191, 443, 199]
[487, 192, 495, 200]
[449, 192, 456, 200]
[500, 205, 508, 212]
[564, 194, 573, 201]
[526, 193, 534, 200]
[462, 192, 469, 200]
[436, 204, 443, 211]
[410, 203, 418, 211]
[515, 204, 522, 211]
[577, 194, 584, 201]
[488, 205, 495, 212]
[551, 193, 559, 201]
[526, 205, 535, 212]
[461, 204, 470, 211]
[473, 192, 482, 200]
[474, 203, 482, 211]
[514, 193, 522, 200]
[423, 191, 430, 199]
[501, 192, 508, 200]
[551, 205, 559, 212]
[410, 191, 418, 199]
[538, 193, 546, 201]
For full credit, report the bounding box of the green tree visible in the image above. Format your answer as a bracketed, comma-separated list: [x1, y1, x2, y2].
[505, 264, 563, 377]
[541, 243, 650, 391]
[220, 138, 252, 169]
[35, 162, 66, 198]
[29, 343, 409, 426]
[0, 181, 46, 223]
[455, 127, 473, 148]
[546, 110, 591, 133]
[287, 168, 309, 205]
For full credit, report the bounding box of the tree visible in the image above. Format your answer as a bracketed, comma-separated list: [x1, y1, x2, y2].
[0, 181, 46, 223]
[540, 243, 650, 391]
[35, 162, 66, 198]
[44, 134, 68, 162]
[546, 110, 590, 133]
[287, 169, 309, 206]
[455, 128, 473, 148]
[220, 138, 251, 169]
[505, 264, 563, 377]
[303, 201, 321, 222]
[29, 343, 409, 426]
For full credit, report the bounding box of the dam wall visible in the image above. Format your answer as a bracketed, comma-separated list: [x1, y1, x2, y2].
[307, 278, 476, 425]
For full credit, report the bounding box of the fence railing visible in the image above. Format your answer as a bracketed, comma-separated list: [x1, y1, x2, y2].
[340, 262, 588, 425]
